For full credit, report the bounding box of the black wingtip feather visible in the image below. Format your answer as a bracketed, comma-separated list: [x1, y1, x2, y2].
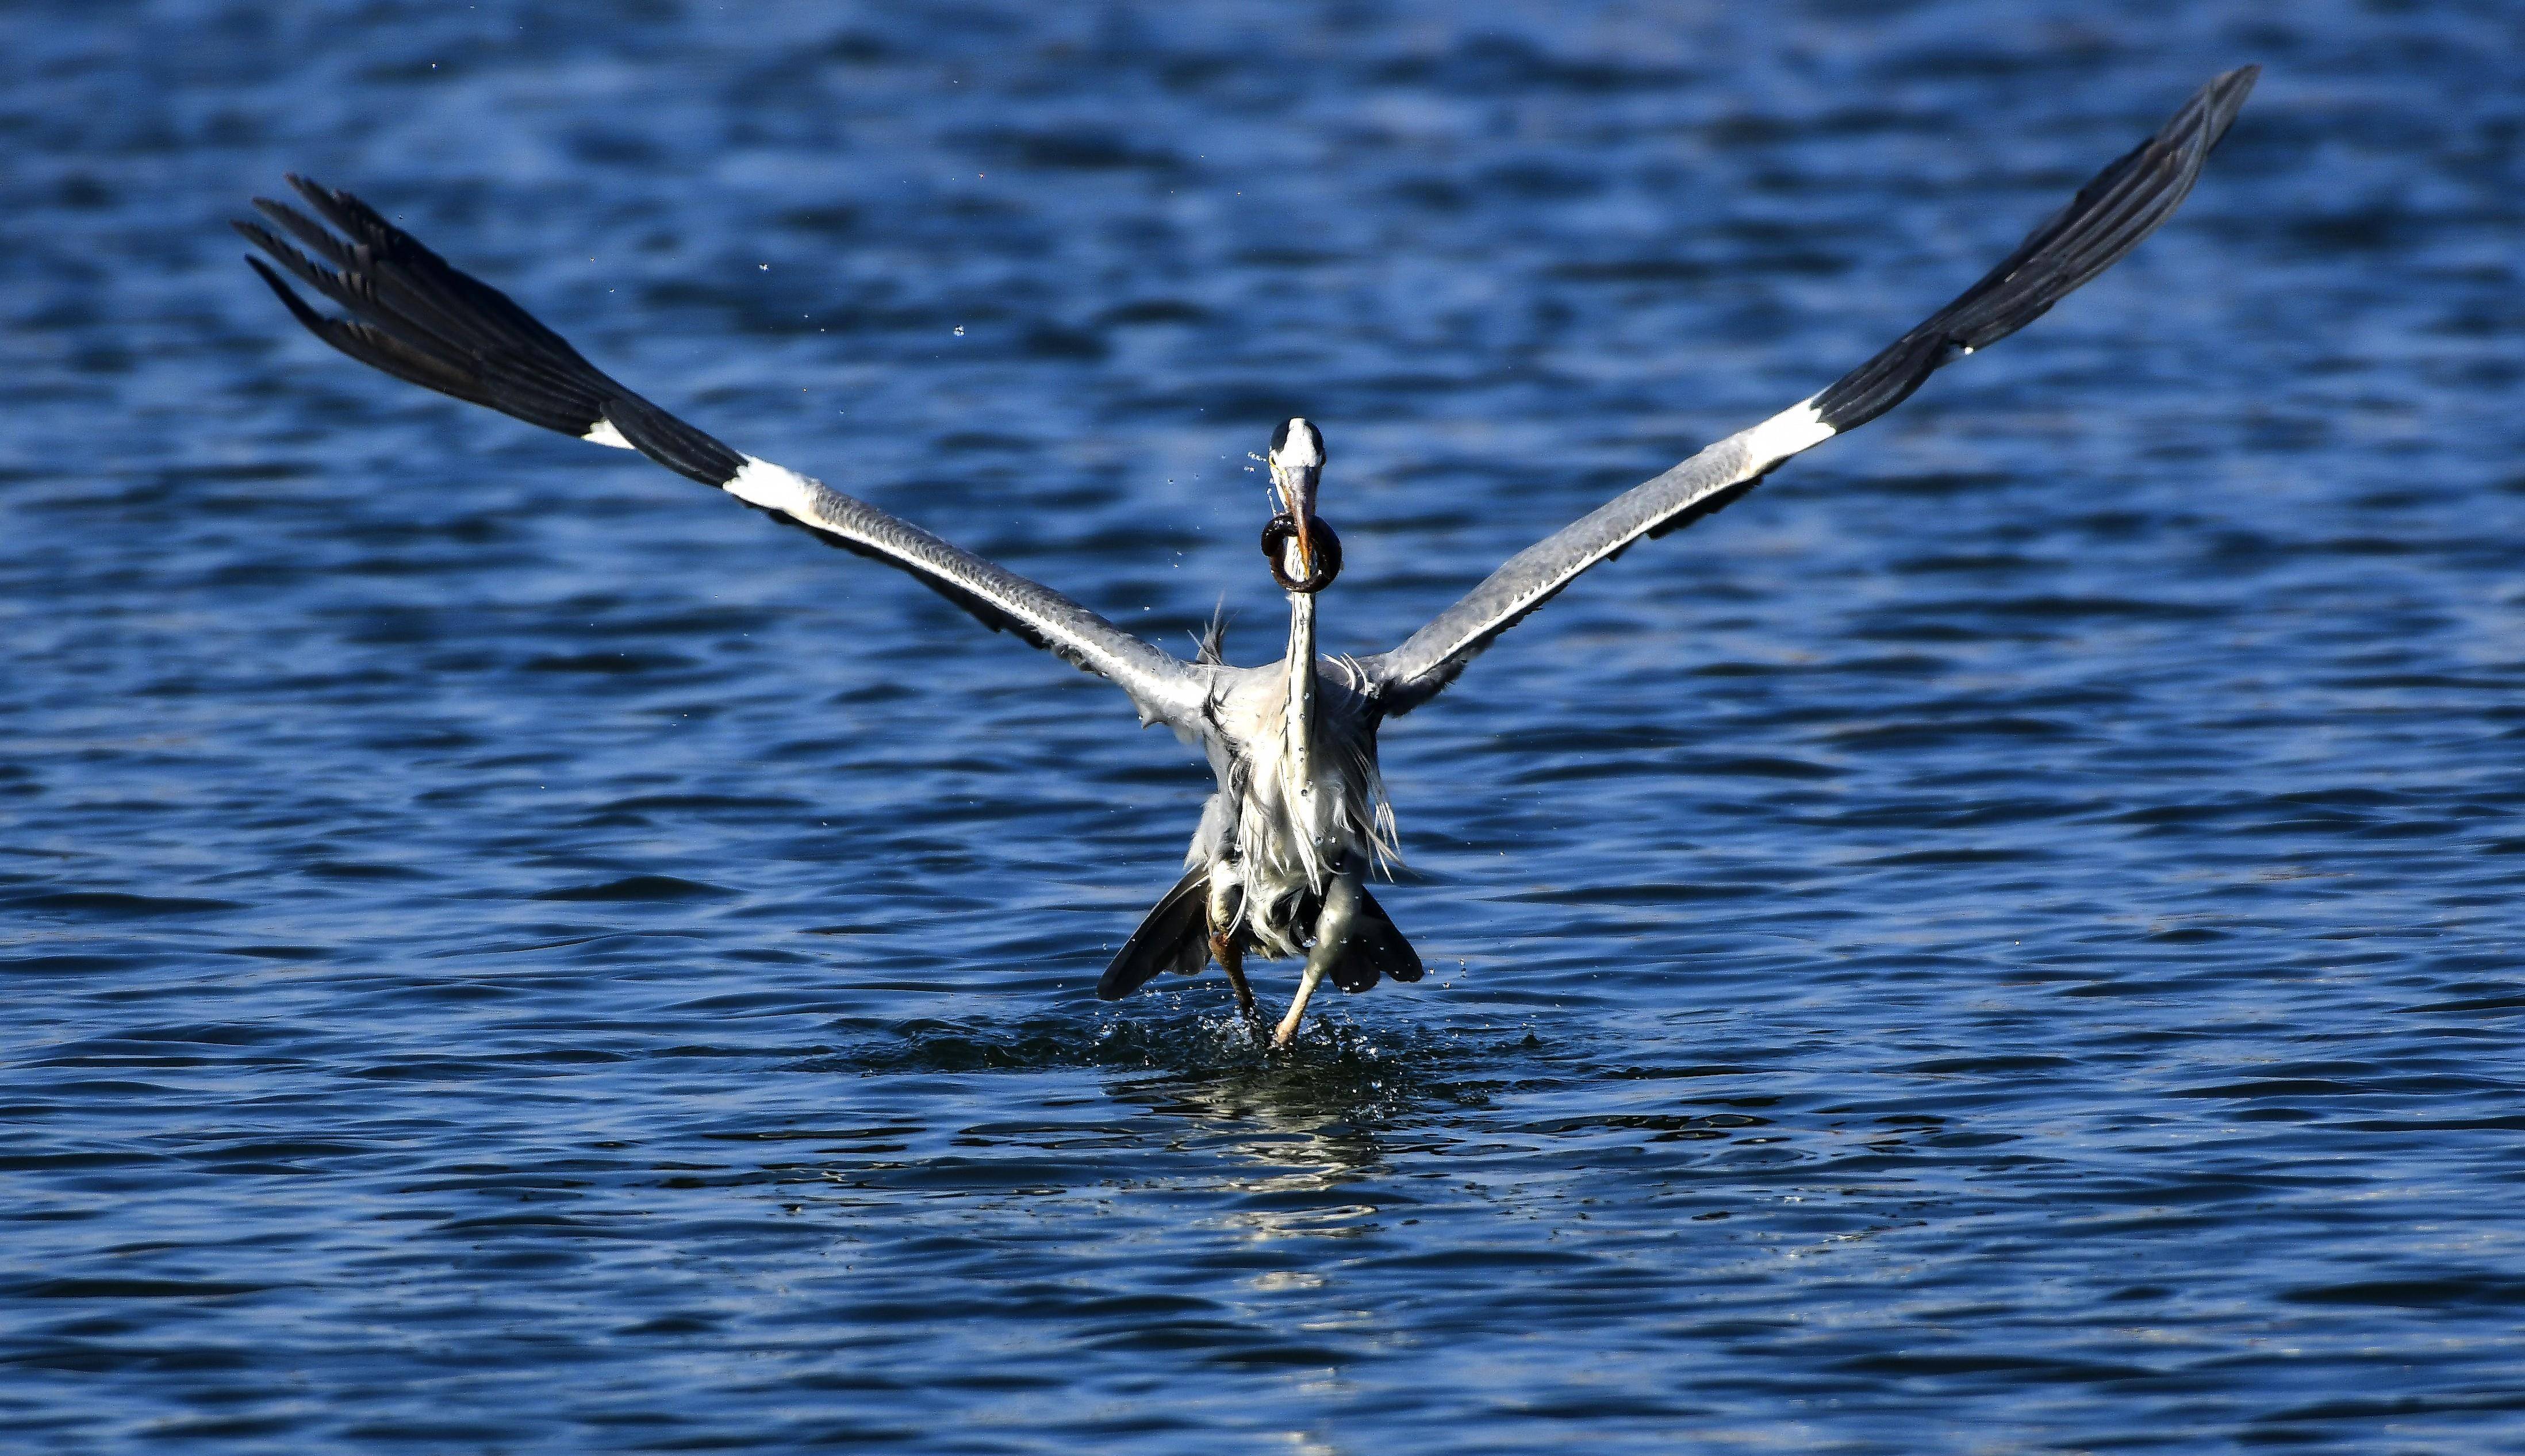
[241, 252, 325, 331]
[235, 176, 746, 487]
[601, 398, 747, 487]
[1810, 66, 2257, 434]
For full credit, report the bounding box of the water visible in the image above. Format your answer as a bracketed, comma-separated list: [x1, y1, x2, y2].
[7, 2, 2525, 1449]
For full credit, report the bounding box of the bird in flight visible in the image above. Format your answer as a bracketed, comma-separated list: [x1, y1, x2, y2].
[238, 68, 2254, 1046]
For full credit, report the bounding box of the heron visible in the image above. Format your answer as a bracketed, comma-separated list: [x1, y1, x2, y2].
[236, 68, 2254, 1046]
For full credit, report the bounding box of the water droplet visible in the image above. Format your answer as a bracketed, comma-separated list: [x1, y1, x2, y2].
[953, 325, 966, 336]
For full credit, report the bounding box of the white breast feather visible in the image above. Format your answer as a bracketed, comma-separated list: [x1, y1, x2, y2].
[1204, 659, 1399, 955]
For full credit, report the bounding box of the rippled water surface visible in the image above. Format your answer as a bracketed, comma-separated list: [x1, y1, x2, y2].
[9, 2, 2525, 1450]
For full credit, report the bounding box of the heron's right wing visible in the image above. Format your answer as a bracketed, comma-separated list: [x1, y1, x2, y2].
[235, 176, 1215, 731]
[1365, 67, 2257, 717]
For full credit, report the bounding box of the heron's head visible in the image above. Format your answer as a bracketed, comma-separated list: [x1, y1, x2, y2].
[1261, 417, 1341, 593]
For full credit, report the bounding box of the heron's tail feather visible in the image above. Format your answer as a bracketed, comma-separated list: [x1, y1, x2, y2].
[1327, 887, 1422, 994]
[1097, 866, 1212, 1001]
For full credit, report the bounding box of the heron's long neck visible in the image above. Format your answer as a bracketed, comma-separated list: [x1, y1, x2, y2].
[1283, 590, 1317, 785]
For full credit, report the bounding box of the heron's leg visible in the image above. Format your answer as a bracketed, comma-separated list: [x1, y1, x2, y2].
[1273, 869, 1361, 1049]
[1272, 962, 1328, 1051]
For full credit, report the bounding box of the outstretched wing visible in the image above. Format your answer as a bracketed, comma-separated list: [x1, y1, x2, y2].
[1366, 67, 2257, 717]
[235, 176, 1214, 731]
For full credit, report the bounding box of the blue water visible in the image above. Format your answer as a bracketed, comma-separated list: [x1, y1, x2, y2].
[8, 2, 2525, 1450]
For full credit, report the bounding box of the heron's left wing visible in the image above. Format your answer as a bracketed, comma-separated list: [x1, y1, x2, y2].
[235, 177, 1215, 732]
[1366, 67, 2256, 717]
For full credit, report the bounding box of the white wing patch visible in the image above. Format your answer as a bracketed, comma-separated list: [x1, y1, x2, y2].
[1736, 398, 1836, 467]
[726, 456, 822, 518]
[582, 417, 634, 450]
